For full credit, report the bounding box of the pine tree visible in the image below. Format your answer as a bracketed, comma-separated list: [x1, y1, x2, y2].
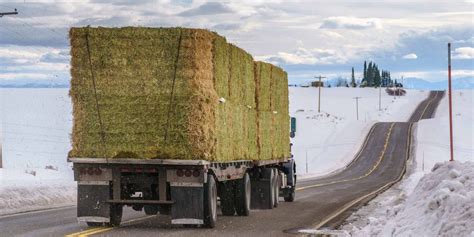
[351, 67, 356, 87]
[363, 61, 367, 83]
[367, 62, 373, 86]
[374, 65, 381, 87]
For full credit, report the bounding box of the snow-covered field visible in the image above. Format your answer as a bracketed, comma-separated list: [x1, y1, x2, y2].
[290, 87, 427, 178]
[342, 90, 474, 236]
[0, 88, 75, 215]
[0, 87, 429, 215]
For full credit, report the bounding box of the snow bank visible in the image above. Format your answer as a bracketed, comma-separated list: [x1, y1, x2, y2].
[345, 161, 474, 237]
[0, 88, 75, 215]
[289, 87, 427, 178]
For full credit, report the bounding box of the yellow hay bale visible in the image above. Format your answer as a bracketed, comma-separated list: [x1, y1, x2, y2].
[69, 27, 287, 161]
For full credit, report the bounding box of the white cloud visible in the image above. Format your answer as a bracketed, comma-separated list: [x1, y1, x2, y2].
[0, 72, 50, 80]
[402, 53, 418, 59]
[256, 47, 347, 65]
[320, 16, 383, 30]
[178, 2, 234, 16]
[0, 48, 41, 59]
[452, 47, 474, 59]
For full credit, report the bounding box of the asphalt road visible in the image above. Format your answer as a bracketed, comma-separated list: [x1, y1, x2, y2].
[0, 91, 445, 237]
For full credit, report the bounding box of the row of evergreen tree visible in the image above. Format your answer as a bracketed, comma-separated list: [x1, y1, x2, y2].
[347, 61, 402, 88]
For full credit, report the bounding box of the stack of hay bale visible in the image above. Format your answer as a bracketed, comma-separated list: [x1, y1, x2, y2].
[69, 27, 289, 162]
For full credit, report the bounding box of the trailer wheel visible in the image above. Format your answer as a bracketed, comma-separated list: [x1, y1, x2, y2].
[220, 181, 236, 216]
[203, 174, 217, 228]
[144, 205, 158, 215]
[234, 173, 251, 216]
[86, 222, 103, 227]
[273, 169, 280, 207]
[284, 189, 295, 202]
[263, 168, 276, 209]
[108, 204, 123, 227]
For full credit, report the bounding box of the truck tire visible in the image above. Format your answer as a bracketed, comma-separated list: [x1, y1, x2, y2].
[144, 205, 158, 215]
[284, 189, 295, 202]
[220, 181, 236, 216]
[86, 222, 103, 227]
[273, 168, 280, 208]
[234, 173, 251, 216]
[263, 168, 276, 209]
[109, 204, 123, 226]
[203, 174, 217, 228]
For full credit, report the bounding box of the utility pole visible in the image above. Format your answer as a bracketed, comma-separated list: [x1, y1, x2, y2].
[0, 8, 18, 168]
[448, 43, 454, 162]
[354, 96, 362, 120]
[0, 8, 18, 17]
[315, 75, 326, 113]
[378, 85, 382, 111]
[305, 149, 308, 173]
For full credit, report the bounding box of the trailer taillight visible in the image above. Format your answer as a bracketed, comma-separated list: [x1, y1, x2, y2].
[94, 168, 102, 175]
[87, 167, 94, 175]
[79, 167, 86, 175]
[176, 169, 184, 177]
[192, 170, 200, 177]
[184, 169, 192, 177]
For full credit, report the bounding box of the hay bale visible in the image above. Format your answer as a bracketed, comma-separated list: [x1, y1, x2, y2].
[255, 61, 289, 160]
[69, 27, 286, 161]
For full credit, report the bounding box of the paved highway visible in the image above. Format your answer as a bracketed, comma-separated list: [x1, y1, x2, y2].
[0, 91, 445, 237]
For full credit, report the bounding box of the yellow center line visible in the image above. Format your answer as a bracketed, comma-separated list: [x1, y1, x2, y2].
[418, 91, 438, 121]
[64, 227, 105, 237]
[65, 215, 156, 237]
[296, 123, 395, 191]
[77, 227, 114, 237]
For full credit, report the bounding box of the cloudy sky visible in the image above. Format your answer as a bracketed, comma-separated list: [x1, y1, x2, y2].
[0, 0, 473, 85]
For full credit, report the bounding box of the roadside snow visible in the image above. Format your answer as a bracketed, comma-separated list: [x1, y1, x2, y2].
[0, 89, 75, 216]
[341, 90, 474, 236]
[344, 162, 474, 237]
[290, 87, 427, 178]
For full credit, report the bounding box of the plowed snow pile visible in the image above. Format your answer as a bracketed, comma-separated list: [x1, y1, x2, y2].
[346, 161, 474, 236]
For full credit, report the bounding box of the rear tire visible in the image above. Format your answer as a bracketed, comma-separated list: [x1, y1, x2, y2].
[86, 222, 104, 227]
[108, 204, 123, 227]
[203, 174, 217, 228]
[263, 168, 276, 209]
[284, 188, 295, 202]
[144, 205, 158, 215]
[273, 169, 280, 207]
[234, 173, 251, 216]
[220, 181, 236, 216]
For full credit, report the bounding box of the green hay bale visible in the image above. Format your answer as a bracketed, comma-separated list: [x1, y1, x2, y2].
[69, 27, 285, 161]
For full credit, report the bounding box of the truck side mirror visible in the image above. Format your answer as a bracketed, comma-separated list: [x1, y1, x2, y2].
[290, 117, 296, 138]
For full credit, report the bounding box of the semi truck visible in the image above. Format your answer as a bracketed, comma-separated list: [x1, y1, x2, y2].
[68, 119, 296, 228]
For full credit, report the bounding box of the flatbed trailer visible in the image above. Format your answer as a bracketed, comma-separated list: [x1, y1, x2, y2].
[69, 156, 296, 228]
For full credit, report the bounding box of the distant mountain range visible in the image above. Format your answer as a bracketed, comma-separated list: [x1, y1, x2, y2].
[402, 77, 474, 90]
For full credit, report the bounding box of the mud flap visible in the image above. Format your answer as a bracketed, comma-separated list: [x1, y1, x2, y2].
[249, 170, 273, 209]
[77, 183, 111, 223]
[170, 186, 204, 225]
